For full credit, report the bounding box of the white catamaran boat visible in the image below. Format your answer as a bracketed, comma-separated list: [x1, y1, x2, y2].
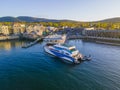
[44, 43, 83, 64]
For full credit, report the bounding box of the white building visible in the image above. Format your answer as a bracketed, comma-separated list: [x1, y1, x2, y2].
[0, 25, 9, 35]
[84, 27, 95, 30]
[26, 24, 45, 36]
[26, 25, 34, 34]
[13, 23, 26, 35]
[47, 26, 58, 32]
[33, 24, 45, 36]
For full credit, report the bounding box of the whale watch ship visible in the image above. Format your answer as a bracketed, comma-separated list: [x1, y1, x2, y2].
[44, 34, 85, 64]
[44, 43, 83, 64]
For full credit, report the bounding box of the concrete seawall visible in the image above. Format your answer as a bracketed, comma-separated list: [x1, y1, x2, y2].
[0, 36, 19, 41]
[67, 35, 120, 45]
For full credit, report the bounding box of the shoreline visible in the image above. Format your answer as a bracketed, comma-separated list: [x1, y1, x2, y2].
[1, 35, 120, 46]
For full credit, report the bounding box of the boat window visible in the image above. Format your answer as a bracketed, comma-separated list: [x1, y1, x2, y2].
[53, 49, 59, 52]
[65, 53, 69, 55]
[70, 48, 76, 52]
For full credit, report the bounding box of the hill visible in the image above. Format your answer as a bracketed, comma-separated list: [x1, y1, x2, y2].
[98, 17, 120, 23]
[0, 16, 120, 23]
[0, 16, 76, 22]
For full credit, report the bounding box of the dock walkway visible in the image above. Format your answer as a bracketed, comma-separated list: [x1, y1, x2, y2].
[22, 38, 42, 48]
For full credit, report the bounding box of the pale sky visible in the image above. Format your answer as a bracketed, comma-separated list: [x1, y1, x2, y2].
[0, 0, 120, 21]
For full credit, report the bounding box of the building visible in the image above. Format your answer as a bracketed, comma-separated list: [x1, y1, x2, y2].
[83, 30, 120, 38]
[0, 25, 9, 35]
[33, 24, 45, 36]
[26, 25, 34, 34]
[13, 23, 26, 35]
[47, 26, 58, 32]
[26, 24, 45, 36]
[84, 27, 95, 30]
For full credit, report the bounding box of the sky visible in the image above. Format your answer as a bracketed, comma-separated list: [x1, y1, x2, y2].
[0, 0, 120, 21]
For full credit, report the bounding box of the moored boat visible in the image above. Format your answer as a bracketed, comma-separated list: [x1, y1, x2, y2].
[44, 43, 83, 64]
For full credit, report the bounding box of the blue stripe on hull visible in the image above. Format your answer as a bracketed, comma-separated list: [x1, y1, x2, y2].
[44, 48, 74, 64]
[50, 49, 75, 63]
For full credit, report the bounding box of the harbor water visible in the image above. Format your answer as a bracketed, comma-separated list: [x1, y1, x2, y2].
[0, 40, 120, 90]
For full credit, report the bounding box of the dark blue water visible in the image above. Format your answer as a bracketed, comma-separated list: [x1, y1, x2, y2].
[0, 40, 120, 90]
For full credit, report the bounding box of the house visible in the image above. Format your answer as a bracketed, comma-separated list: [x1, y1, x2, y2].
[13, 23, 26, 35]
[33, 24, 46, 36]
[26, 24, 45, 36]
[84, 27, 95, 30]
[26, 25, 34, 34]
[47, 26, 58, 32]
[0, 25, 9, 35]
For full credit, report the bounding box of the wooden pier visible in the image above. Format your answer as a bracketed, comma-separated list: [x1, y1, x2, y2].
[22, 38, 42, 48]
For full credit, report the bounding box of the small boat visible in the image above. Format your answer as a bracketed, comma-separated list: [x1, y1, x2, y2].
[44, 43, 83, 64]
[82, 55, 92, 61]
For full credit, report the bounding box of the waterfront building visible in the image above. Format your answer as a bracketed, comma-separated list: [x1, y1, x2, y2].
[26, 24, 45, 36]
[0, 25, 9, 35]
[13, 23, 26, 35]
[33, 24, 45, 36]
[83, 30, 120, 38]
[84, 27, 95, 30]
[65, 28, 84, 36]
[47, 26, 58, 32]
[23, 24, 46, 39]
[26, 25, 34, 34]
